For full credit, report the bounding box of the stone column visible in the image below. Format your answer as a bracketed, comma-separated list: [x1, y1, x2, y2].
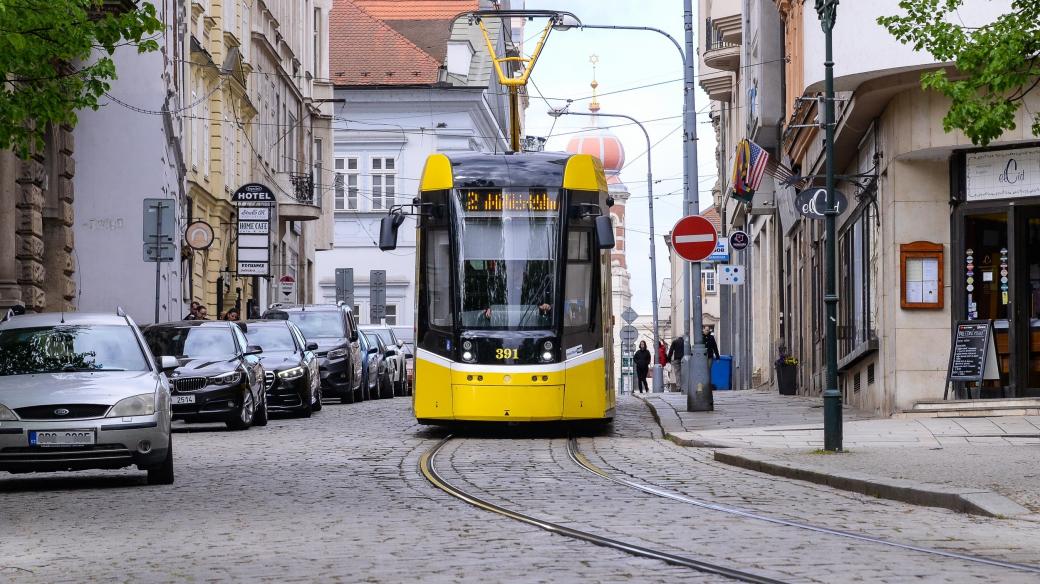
[41, 125, 76, 312]
[16, 154, 46, 312]
[0, 152, 23, 309]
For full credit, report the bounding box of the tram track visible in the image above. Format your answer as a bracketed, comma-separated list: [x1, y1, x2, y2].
[419, 435, 787, 584]
[566, 437, 1040, 577]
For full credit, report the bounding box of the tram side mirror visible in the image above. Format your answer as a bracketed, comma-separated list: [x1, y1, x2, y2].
[379, 212, 406, 251]
[595, 215, 615, 250]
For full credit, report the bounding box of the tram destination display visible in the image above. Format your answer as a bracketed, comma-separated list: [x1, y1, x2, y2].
[944, 320, 999, 397]
[462, 189, 559, 213]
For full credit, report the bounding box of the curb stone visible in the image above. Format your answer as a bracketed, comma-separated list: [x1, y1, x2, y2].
[714, 449, 1031, 518]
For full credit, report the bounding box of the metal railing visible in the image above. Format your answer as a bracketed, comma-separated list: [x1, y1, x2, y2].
[704, 18, 739, 51]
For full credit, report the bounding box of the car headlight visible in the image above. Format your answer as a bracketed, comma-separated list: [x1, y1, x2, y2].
[208, 371, 242, 386]
[327, 348, 348, 360]
[278, 366, 306, 380]
[107, 394, 156, 417]
[0, 404, 18, 421]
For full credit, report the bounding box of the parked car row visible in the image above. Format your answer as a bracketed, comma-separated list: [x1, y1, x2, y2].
[0, 303, 411, 486]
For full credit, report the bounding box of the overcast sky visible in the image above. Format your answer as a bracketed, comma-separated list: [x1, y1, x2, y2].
[524, 0, 718, 314]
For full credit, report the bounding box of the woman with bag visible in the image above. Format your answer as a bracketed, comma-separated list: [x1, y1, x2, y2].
[633, 340, 652, 394]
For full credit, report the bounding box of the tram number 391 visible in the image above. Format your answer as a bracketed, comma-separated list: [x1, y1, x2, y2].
[495, 348, 519, 360]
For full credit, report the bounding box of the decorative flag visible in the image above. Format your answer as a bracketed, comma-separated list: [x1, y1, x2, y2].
[731, 139, 771, 202]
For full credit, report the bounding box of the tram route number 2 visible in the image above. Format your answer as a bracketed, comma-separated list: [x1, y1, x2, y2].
[495, 348, 519, 360]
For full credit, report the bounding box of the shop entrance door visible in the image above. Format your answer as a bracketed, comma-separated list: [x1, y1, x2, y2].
[963, 207, 1040, 397]
[963, 212, 1011, 395]
[1013, 207, 1040, 397]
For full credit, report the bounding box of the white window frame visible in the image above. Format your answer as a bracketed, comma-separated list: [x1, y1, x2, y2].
[369, 156, 397, 210]
[702, 269, 717, 295]
[334, 156, 360, 211]
[383, 304, 398, 326]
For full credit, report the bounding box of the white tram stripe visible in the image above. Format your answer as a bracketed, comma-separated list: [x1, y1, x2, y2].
[416, 347, 604, 373]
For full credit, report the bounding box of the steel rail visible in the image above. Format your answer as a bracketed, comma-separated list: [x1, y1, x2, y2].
[566, 438, 1040, 575]
[419, 436, 788, 584]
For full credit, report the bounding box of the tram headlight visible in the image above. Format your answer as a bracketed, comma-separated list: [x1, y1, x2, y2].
[542, 340, 553, 350]
[541, 350, 554, 363]
[462, 340, 473, 350]
[462, 351, 475, 362]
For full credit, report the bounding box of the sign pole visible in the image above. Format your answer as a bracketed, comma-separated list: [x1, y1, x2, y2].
[154, 200, 163, 324]
[818, 0, 842, 451]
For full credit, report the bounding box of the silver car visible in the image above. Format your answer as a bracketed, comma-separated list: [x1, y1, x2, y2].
[0, 311, 174, 485]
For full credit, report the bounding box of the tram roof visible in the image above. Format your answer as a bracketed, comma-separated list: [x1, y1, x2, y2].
[420, 152, 607, 192]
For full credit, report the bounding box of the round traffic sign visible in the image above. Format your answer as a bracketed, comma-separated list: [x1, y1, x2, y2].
[729, 230, 750, 251]
[670, 215, 719, 262]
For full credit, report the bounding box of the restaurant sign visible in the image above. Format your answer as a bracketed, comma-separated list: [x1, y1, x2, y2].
[966, 146, 1040, 201]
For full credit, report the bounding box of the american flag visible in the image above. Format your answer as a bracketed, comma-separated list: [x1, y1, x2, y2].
[732, 139, 771, 201]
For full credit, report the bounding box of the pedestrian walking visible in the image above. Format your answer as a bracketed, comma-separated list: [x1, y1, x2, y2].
[633, 340, 651, 394]
[195, 306, 209, 320]
[704, 327, 720, 361]
[667, 335, 685, 390]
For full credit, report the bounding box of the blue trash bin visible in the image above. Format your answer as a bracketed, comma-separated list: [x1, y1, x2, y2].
[710, 355, 733, 390]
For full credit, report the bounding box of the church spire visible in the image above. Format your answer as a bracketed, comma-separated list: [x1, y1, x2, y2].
[588, 54, 601, 116]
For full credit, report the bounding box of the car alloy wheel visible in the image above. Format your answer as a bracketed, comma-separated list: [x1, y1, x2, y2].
[240, 391, 255, 424]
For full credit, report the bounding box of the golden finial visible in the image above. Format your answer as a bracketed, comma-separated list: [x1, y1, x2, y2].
[589, 54, 600, 113]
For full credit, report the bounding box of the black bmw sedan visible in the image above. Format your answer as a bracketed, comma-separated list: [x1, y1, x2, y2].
[244, 320, 321, 417]
[143, 320, 267, 431]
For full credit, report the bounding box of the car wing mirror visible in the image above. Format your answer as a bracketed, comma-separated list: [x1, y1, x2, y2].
[159, 356, 178, 370]
[350, 331, 359, 342]
[245, 345, 264, 356]
[306, 341, 319, 351]
[595, 215, 615, 250]
[368, 347, 379, 355]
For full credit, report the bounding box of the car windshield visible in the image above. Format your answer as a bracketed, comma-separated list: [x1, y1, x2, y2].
[144, 326, 237, 358]
[367, 328, 395, 346]
[0, 325, 149, 376]
[246, 325, 295, 352]
[455, 189, 559, 330]
[285, 312, 345, 338]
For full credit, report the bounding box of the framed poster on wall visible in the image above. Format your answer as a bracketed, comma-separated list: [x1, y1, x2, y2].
[901, 241, 944, 309]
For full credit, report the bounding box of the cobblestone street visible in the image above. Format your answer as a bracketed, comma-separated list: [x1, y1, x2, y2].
[1, 396, 1038, 583]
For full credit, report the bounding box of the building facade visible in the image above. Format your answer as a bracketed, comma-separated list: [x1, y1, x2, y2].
[704, 0, 1040, 414]
[314, 0, 517, 342]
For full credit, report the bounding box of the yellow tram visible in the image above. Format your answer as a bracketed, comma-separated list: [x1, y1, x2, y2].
[380, 152, 616, 424]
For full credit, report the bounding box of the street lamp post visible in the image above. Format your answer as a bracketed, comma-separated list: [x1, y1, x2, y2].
[563, 5, 710, 407]
[816, 0, 843, 451]
[549, 108, 665, 392]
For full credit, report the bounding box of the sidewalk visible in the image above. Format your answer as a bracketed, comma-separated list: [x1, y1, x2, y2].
[642, 389, 1040, 519]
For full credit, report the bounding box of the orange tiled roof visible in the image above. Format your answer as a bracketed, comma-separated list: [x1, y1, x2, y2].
[701, 206, 722, 232]
[331, 0, 448, 86]
[352, 0, 475, 20]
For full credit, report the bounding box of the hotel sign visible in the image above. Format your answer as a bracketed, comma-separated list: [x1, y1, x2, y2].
[966, 147, 1040, 201]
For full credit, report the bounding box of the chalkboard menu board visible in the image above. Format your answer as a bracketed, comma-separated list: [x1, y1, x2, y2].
[946, 320, 999, 392]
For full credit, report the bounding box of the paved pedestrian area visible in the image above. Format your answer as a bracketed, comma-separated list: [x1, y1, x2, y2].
[646, 390, 1040, 448]
[1, 395, 1038, 582]
[644, 390, 1040, 518]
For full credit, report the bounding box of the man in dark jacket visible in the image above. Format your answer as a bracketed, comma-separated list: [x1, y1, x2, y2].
[667, 336, 685, 391]
[703, 327, 721, 360]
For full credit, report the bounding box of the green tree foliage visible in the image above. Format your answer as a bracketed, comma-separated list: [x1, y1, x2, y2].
[0, 0, 162, 158]
[879, 0, 1040, 146]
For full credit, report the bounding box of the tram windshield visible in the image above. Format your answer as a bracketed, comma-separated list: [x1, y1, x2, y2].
[455, 189, 559, 329]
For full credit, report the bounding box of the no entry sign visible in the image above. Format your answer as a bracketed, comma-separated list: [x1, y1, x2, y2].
[670, 215, 719, 262]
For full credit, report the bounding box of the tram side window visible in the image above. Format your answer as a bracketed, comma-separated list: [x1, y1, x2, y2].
[427, 230, 453, 328]
[565, 231, 593, 328]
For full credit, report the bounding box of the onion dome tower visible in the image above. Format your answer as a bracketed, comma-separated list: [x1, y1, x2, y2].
[563, 55, 632, 384]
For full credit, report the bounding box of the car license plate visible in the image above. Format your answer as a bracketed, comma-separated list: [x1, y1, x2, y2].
[29, 430, 96, 447]
[171, 395, 196, 405]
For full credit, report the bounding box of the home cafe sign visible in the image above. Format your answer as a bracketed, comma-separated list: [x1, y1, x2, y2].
[966, 146, 1040, 201]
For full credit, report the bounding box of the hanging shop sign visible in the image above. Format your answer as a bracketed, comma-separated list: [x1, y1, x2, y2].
[717, 264, 745, 285]
[707, 239, 730, 262]
[184, 220, 214, 251]
[795, 187, 848, 220]
[729, 230, 750, 251]
[232, 183, 277, 203]
[235, 194, 272, 277]
[965, 146, 1040, 202]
